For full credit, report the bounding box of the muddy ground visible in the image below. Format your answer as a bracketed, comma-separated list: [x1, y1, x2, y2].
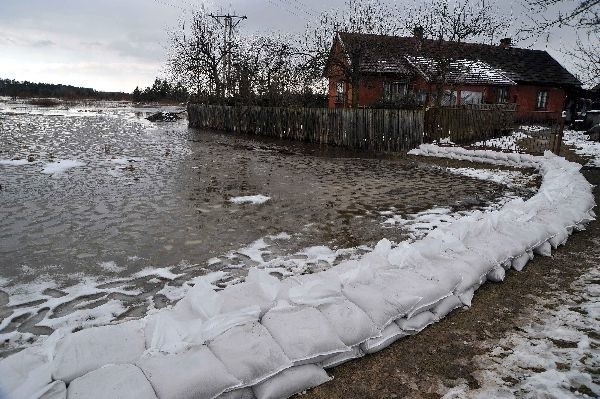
[303, 168, 600, 399]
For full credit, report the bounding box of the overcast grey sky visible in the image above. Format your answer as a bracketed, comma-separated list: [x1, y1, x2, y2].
[0, 0, 581, 92]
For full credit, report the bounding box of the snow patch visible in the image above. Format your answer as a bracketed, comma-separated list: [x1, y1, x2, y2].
[97, 261, 125, 273]
[229, 195, 271, 205]
[41, 160, 85, 175]
[563, 130, 600, 167]
[445, 166, 534, 187]
[0, 159, 32, 166]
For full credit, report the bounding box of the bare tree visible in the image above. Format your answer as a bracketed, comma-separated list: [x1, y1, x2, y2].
[409, 0, 510, 43]
[233, 34, 308, 104]
[524, 0, 599, 34]
[301, 0, 405, 107]
[167, 11, 232, 97]
[522, 0, 599, 87]
[566, 32, 600, 86]
[407, 0, 511, 106]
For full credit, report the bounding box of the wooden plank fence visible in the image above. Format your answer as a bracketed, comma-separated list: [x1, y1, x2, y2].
[188, 104, 425, 152]
[424, 106, 516, 144]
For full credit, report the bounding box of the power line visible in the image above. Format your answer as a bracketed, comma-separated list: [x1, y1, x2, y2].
[278, 0, 316, 18]
[267, 0, 311, 21]
[209, 13, 248, 96]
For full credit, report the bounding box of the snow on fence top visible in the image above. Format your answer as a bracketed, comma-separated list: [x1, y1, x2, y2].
[0, 146, 595, 399]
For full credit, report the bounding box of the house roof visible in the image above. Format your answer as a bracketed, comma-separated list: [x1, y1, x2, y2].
[335, 32, 582, 87]
[405, 56, 516, 86]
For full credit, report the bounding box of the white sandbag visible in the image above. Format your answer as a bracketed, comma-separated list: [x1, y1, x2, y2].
[261, 305, 349, 364]
[252, 364, 330, 399]
[511, 252, 530, 272]
[342, 281, 421, 330]
[173, 281, 261, 344]
[208, 322, 292, 387]
[52, 320, 145, 383]
[37, 381, 66, 399]
[321, 346, 363, 369]
[317, 297, 378, 346]
[445, 251, 492, 294]
[287, 273, 343, 307]
[145, 310, 204, 354]
[396, 311, 436, 333]
[549, 229, 569, 249]
[201, 305, 261, 342]
[0, 346, 52, 399]
[458, 287, 476, 307]
[533, 241, 552, 257]
[67, 364, 157, 399]
[375, 268, 460, 318]
[431, 295, 463, 320]
[360, 323, 407, 355]
[137, 345, 240, 399]
[486, 266, 506, 283]
[217, 388, 256, 399]
[220, 269, 280, 316]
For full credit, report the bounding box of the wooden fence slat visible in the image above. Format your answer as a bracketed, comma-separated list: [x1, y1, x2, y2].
[188, 104, 438, 152]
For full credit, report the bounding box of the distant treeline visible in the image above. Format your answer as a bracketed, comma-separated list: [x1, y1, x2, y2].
[0, 78, 131, 100]
[132, 78, 189, 103]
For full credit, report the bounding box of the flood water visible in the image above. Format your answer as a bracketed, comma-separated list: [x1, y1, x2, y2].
[0, 99, 532, 355]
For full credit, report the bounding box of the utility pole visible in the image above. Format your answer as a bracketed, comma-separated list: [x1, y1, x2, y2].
[209, 13, 247, 97]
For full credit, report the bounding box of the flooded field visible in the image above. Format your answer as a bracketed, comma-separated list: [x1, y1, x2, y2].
[0, 100, 537, 356]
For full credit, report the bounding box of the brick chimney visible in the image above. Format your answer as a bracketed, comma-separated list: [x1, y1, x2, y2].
[500, 38, 512, 49]
[413, 26, 424, 41]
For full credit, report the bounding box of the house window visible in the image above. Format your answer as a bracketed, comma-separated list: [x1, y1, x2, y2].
[416, 91, 428, 106]
[536, 90, 548, 110]
[460, 91, 483, 105]
[497, 87, 509, 103]
[384, 81, 408, 101]
[441, 90, 458, 106]
[336, 82, 345, 103]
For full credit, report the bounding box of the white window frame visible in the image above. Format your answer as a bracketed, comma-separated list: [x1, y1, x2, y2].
[497, 87, 509, 103]
[536, 90, 548, 110]
[336, 82, 345, 103]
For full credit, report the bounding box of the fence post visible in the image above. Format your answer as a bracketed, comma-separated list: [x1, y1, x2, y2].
[554, 111, 566, 155]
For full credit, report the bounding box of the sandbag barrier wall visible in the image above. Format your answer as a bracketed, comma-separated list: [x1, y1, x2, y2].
[1, 147, 596, 399]
[188, 104, 425, 152]
[424, 106, 515, 144]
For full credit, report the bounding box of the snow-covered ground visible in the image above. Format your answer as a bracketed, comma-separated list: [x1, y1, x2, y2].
[473, 131, 532, 152]
[564, 130, 600, 167]
[444, 265, 600, 398]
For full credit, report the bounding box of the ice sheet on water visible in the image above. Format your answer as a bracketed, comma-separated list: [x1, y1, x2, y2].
[381, 193, 522, 241]
[229, 195, 271, 205]
[133, 267, 183, 280]
[445, 166, 534, 187]
[0, 159, 32, 166]
[97, 261, 125, 273]
[40, 159, 85, 175]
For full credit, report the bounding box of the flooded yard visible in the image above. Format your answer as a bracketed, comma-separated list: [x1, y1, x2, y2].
[0, 100, 537, 356]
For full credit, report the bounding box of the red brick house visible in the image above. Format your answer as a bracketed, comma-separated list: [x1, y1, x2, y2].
[325, 32, 582, 121]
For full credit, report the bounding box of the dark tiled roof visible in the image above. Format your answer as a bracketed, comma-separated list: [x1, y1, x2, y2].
[337, 32, 582, 87]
